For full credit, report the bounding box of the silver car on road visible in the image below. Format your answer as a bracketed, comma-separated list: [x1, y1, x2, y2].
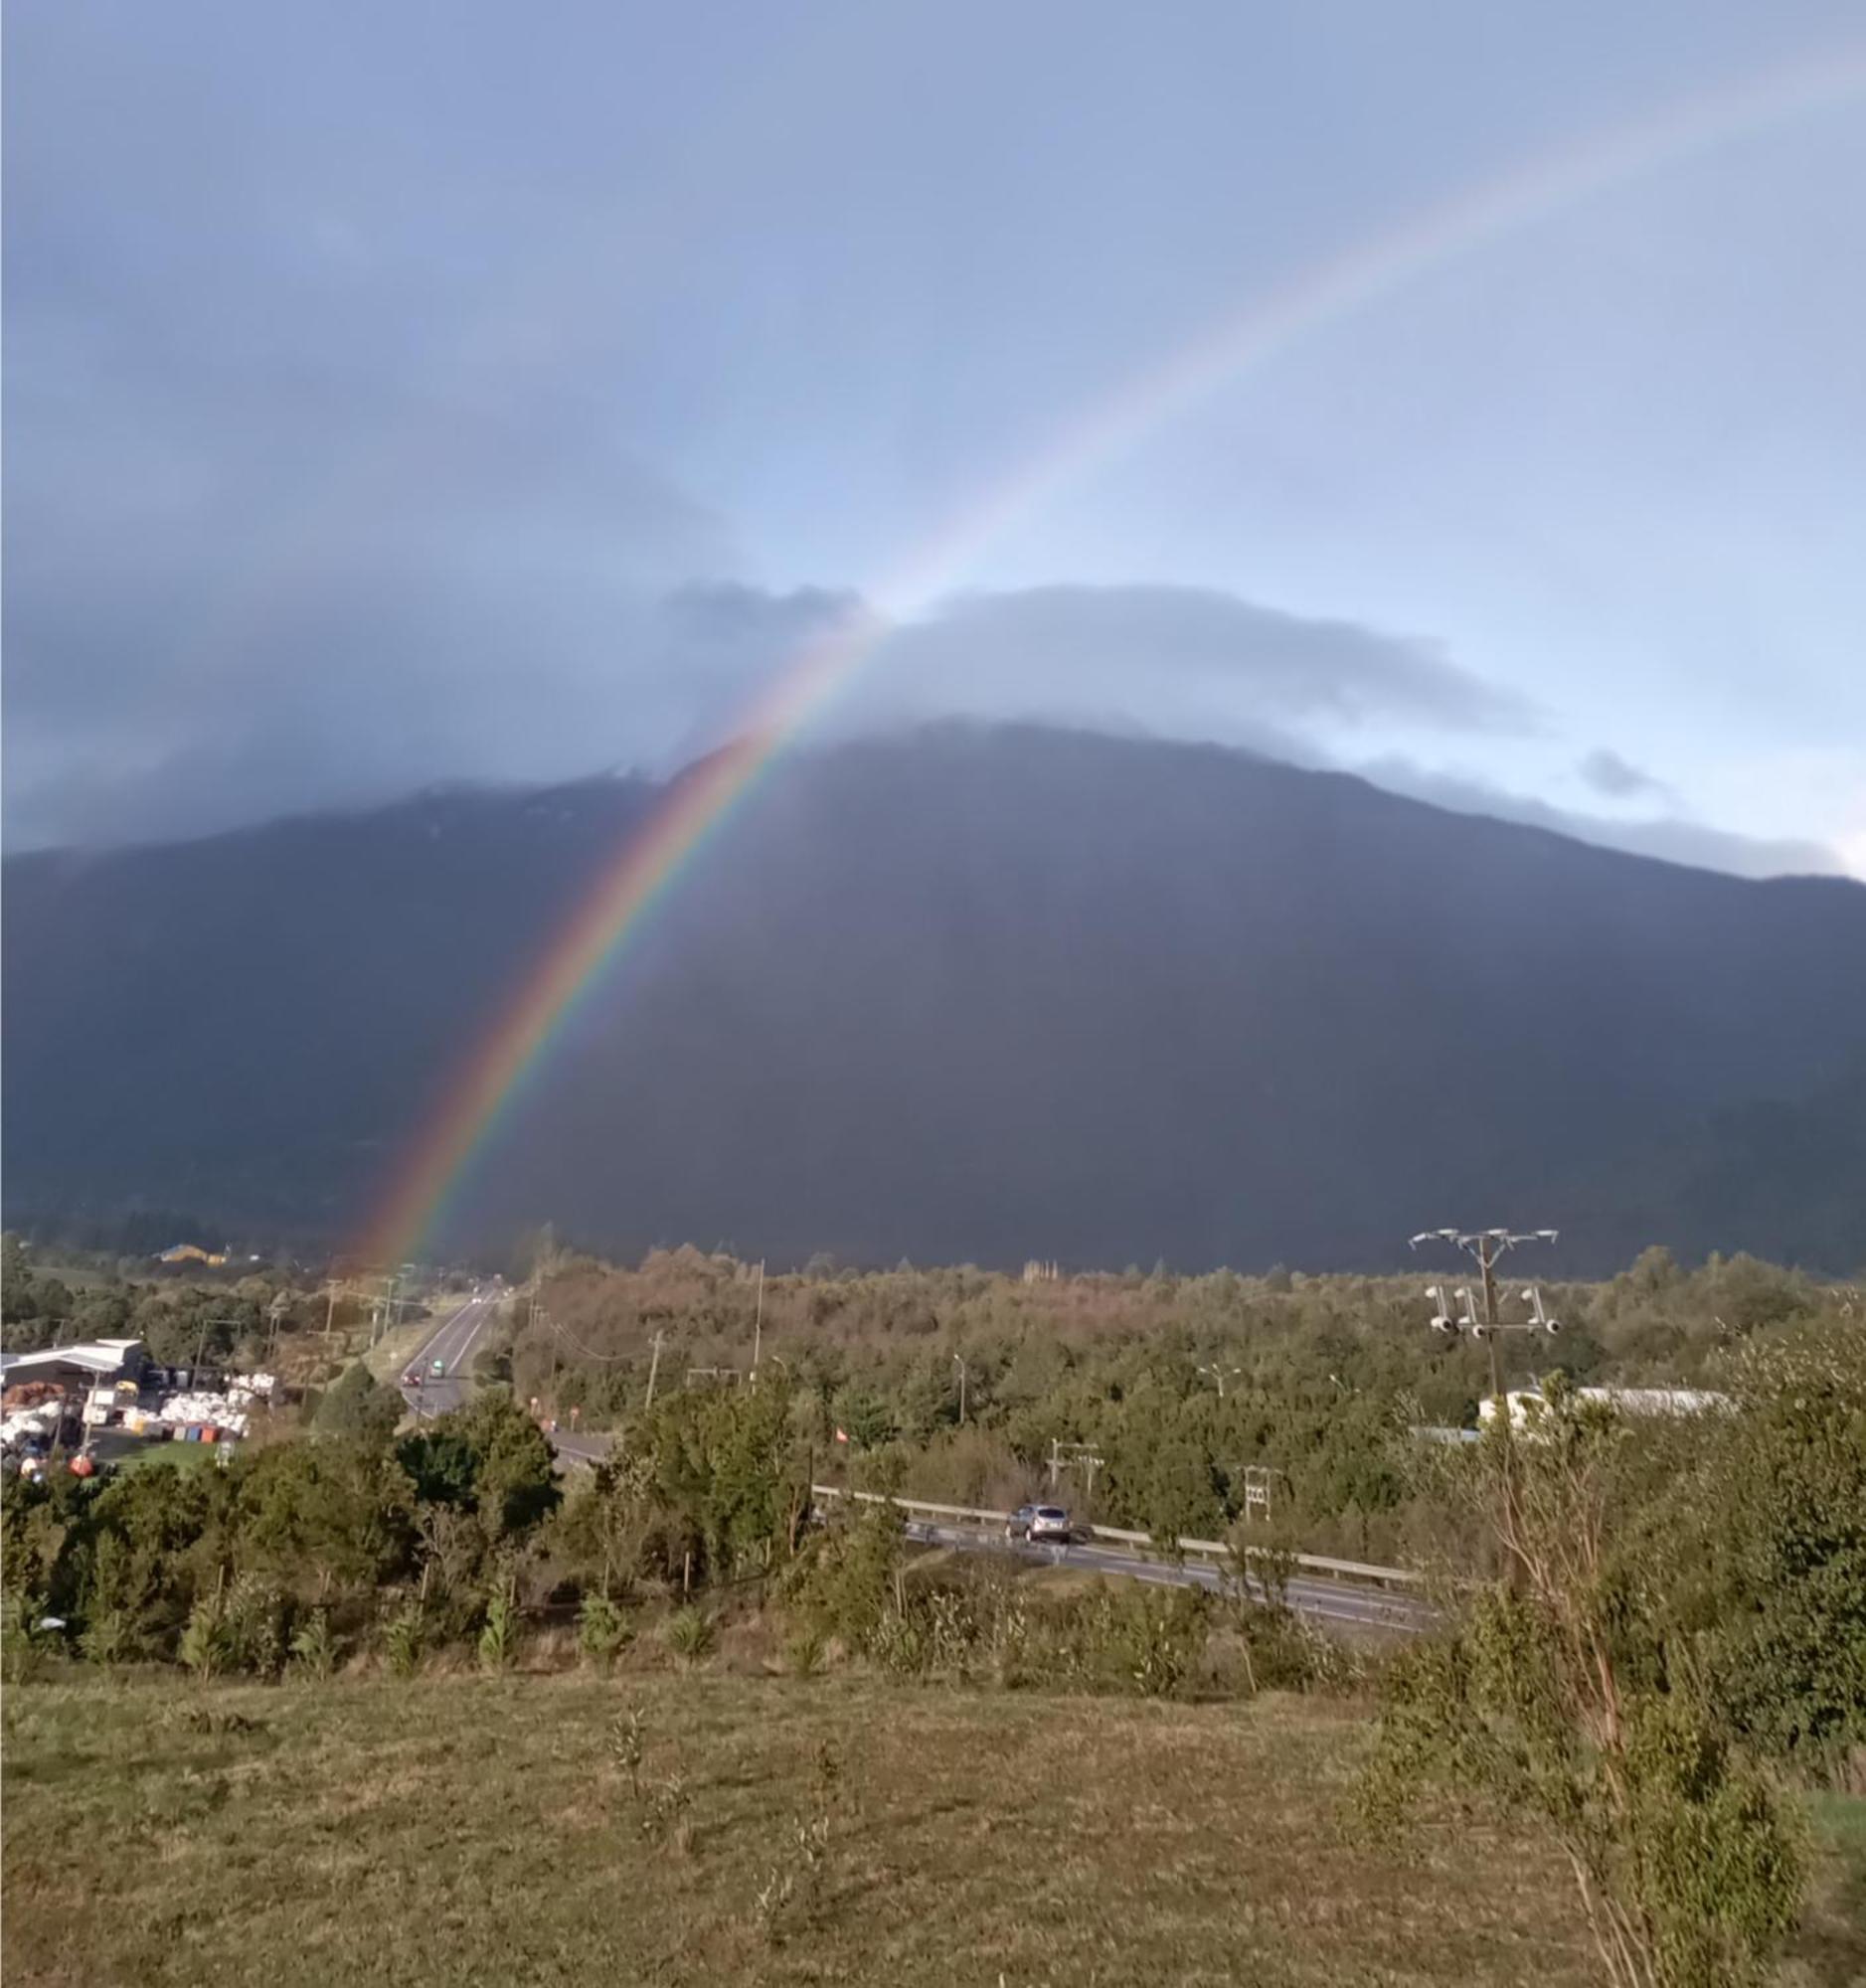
[1007, 1503, 1073, 1543]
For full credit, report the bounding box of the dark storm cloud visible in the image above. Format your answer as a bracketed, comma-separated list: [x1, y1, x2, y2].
[1, 359, 764, 846]
[6, 1, 1855, 877]
[1577, 746, 1674, 802]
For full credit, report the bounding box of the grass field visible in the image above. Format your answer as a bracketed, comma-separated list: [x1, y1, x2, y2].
[3, 1675, 1860, 1988]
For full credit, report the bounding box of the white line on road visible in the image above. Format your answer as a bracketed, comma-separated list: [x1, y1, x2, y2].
[450, 1299, 494, 1371]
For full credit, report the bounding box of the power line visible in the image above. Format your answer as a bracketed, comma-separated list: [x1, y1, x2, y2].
[538, 1313, 636, 1365]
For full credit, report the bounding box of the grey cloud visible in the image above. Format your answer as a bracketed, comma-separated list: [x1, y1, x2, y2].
[2, 354, 761, 846]
[2, 553, 1539, 849]
[847, 584, 1536, 746]
[1361, 758, 1842, 881]
[1578, 747, 1673, 803]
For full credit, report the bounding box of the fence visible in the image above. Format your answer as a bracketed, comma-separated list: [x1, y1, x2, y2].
[809, 1484, 1420, 1589]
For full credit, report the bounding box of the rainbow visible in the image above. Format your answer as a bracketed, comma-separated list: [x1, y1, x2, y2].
[359, 44, 1866, 1267]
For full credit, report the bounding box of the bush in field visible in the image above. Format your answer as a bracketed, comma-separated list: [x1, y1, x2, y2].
[663, 1604, 716, 1668]
[222, 1572, 287, 1678]
[781, 1623, 826, 1677]
[1064, 1581, 1209, 1697]
[289, 1608, 337, 1679]
[476, 1570, 520, 1673]
[777, 1501, 903, 1654]
[576, 1592, 633, 1675]
[1366, 1388, 1805, 1988]
[178, 1586, 232, 1682]
[1, 1591, 54, 1685]
[382, 1600, 425, 1680]
[1666, 1324, 1866, 1777]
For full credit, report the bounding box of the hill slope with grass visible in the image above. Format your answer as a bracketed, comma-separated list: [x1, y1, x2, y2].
[6, 1675, 1862, 1988]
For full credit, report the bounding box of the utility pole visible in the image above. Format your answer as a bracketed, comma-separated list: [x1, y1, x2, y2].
[1048, 1438, 1103, 1507]
[952, 1354, 967, 1426]
[643, 1330, 663, 1411]
[372, 1274, 399, 1349]
[193, 1317, 244, 1386]
[752, 1259, 764, 1378]
[1410, 1228, 1561, 1417]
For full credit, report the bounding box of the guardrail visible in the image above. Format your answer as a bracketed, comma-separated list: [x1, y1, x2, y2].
[810, 1484, 1420, 1589]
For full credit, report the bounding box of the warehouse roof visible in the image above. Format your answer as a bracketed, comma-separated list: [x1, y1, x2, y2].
[0, 1339, 146, 1380]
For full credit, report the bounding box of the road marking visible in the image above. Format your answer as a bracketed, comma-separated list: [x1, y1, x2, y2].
[408, 1298, 473, 1369]
[905, 1520, 1426, 1632]
[450, 1299, 494, 1370]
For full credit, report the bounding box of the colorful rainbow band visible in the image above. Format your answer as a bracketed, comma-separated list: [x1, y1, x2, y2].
[360, 45, 1866, 1268]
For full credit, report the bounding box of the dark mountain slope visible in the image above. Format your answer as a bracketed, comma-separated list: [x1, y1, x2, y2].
[6, 726, 1863, 1272]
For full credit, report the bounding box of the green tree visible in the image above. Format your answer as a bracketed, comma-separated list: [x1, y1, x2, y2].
[398, 1394, 558, 1540]
[1367, 1390, 1804, 1988]
[1666, 1322, 1866, 1772]
[313, 1363, 405, 1447]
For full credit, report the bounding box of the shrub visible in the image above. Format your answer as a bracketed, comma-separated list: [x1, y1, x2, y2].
[1059, 1581, 1208, 1697]
[178, 1587, 232, 1682]
[382, 1600, 425, 1680]
[476, 1571, 520, 1673]
[781, 1623, 826, 1677]
[664, 1604, 716, 1668]
[2, 1590, 53, 1685]
[608, 1704, 647, 1802]
[223, 1573, 287, 1679]
[576, 1592, 633, 1675]
[777, 1502, 903, 1654]
[81, 1605, 137, 1670]
[1365, 1390, 1806, 1988]
[289, 1608, 337, 1680]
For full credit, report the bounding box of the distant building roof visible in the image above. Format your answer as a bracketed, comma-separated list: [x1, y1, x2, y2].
[1, 1340, 147, 1381]
[1481, 1385, 1732, 1427]
[1578, 1385, 1731, 1415]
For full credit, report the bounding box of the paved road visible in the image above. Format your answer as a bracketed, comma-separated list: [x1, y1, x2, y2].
[397, 1292, 501, 1419]
[417, 1346, 1423, 1633]
[900, 1518, 1429, 1634]
[535, 1415, 1422, 1632]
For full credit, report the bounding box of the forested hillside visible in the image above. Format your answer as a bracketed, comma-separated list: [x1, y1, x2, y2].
[7, 725, 1864, 1270]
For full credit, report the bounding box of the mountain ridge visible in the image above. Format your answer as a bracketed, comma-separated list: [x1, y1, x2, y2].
[6, 723, 1863, 1273]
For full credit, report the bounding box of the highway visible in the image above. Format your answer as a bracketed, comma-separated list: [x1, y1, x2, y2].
[536, 1412, 1425, 1632]
[395, 1309, 1425, 1633]
[397, 1290, 502, 1419]
[899, 1517, 1430, 1634]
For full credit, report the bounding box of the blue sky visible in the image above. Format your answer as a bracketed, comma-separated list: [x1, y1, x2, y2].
[6, 1, 1864, 875]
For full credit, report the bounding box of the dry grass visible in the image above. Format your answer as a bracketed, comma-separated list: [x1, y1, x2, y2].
[2, 1675, 1858, 1987]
